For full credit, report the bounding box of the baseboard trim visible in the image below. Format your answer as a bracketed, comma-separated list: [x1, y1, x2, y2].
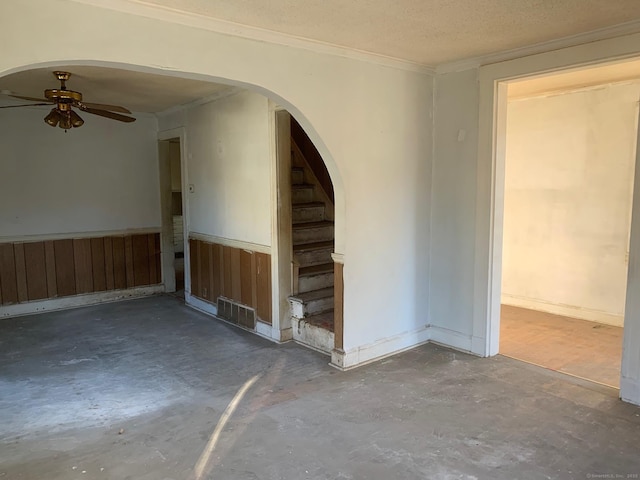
[185, 293, 289, 344]
[501, 294, 623, 327]
[331, 325, 431, 370]
[620, 376, 640, 406]
[255, 319, 272, 338]
[186, 293, 218, 317]
[0, 285, 164, 318]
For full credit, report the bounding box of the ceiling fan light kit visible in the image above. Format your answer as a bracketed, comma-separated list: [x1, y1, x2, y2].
[1, 71, 135, 131]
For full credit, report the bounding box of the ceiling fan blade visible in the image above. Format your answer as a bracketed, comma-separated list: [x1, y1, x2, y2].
[82, 107, 136, 123]
[9, 94, 52, 103]
[79, 102, 131, 114]
[0, 103, 51, 109]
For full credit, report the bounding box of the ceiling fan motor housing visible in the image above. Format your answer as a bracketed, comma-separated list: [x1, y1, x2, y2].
[44, 89, 82, 107]
[45, 72, 82, 109]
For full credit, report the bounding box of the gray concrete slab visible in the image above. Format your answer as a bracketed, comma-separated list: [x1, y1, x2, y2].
[1, 295, 639, 480]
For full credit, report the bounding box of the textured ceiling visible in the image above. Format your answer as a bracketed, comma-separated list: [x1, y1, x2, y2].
[0, 66, 231, 113]
[4, 1, 640, 114]
[138, 0, 640, 65]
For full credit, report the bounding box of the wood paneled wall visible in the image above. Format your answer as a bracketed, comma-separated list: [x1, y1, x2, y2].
[189, 238, 272, 324]
[0, 233, 161, 306]
[334, 261, 344, 351]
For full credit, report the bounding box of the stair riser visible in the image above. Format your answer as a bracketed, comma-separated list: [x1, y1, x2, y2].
[292, 188, 314, 204]
[295, 247, 333, 267]
[304, 296, 334, 315]
[291, 169, 304, 185]
[293, 205, 325, 223]
[293, 226, 334, 244]
[292, 318, 334, 354]
[290, 296, 334, 318]
[299, 272, 334, 293]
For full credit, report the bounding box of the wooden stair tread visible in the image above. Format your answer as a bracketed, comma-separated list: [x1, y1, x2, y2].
[303, 311, 335, 331]
[299, 263, 334, 276]
[289, 287, 334, 302]
[294, 240, 334, 252]
[292, 220, 333, 230]
[292, 201, 325, 208]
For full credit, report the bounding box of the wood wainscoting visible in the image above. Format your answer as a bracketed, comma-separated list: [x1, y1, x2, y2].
[0, 233, 161, 306]
[189, 238, 272, 324]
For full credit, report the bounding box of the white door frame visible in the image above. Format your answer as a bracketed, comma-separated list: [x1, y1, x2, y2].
[268, 104, 294, 342]
[158, 127, 188, 295]
[483, 60, 640, 405]
[621, 107, 640, 403]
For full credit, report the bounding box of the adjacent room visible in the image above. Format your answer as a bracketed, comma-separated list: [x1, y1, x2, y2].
[499, 63, 640, 388]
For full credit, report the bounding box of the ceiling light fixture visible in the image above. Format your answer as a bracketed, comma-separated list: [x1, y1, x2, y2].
[43, 107, 84, 131]
[43, 107, 61, 127]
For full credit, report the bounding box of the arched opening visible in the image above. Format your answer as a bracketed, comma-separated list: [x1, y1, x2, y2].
[287, 114, 338, 354]
[0, 61, 345, 353]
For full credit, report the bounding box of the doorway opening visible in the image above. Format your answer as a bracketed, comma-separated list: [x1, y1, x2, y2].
[496, 63, 640, 388]
[158, 134, 187, 299]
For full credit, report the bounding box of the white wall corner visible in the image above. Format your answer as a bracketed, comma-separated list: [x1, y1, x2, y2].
[430, 326, 475, 354]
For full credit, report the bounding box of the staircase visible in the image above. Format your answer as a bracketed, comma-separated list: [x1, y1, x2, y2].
[288, 144, 335, 354]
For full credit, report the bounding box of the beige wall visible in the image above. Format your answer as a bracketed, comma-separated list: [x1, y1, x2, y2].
[164, 91, 272, 247]
[502, 82, 640, 326]
[0, 107, 160, 239]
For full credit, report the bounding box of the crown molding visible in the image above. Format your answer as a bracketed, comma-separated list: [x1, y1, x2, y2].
[67, 0, 435, 75]
[436, 18, 640, 74]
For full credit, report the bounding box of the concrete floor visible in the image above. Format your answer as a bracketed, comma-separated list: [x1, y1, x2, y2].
[1, 296, 639, 480]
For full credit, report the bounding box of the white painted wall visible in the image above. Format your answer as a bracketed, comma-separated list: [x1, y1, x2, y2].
[502, 83, 640, 326]
[161, 91, 272, 246]
[429, 68, 480, 349]
[0, 106, 160, 238]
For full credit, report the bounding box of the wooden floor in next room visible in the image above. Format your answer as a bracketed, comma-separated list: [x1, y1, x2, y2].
[500, 305, 623, 388]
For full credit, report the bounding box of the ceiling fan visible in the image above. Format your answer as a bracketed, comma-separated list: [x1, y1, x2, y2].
[0, 71, 136, 130]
